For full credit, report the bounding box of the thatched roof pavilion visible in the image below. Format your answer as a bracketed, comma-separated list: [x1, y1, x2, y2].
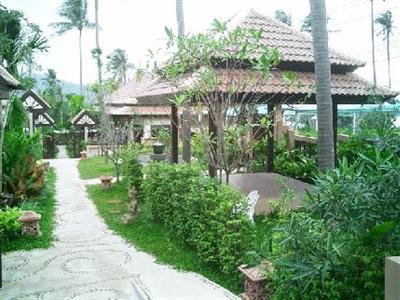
[136, 10, 397, 171]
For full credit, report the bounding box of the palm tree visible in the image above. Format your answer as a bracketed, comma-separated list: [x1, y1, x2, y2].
[301, 13, 312, 32]
[370, 0, 377, 85]
[375, 10, 393, 88]
[309, 0, 335, 171]
[51, 0, 93, 95]
[274, 10, 292, 26]
[106, 49, 134, 85]
[94, 0, 102, 86]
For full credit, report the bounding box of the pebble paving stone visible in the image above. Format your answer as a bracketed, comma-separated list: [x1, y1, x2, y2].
[2, 158, 238, 300]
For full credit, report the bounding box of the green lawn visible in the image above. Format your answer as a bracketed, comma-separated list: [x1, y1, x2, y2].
[86, 183, 243, 293]
[78, 156, 115, 179]
[4, 167, 57, 252]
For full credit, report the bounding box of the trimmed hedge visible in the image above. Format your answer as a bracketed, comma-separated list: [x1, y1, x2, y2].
[141, 162, 254, 274]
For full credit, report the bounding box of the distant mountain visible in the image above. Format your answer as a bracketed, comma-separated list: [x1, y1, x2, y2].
[33, 74, 96, 103]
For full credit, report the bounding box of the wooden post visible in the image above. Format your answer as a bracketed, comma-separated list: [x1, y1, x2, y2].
[182, 105, 191, 163]
[274, 104, 283, 141]
[208, 110, 217, 177]
[288, 129, 295, 150]
[171, 104, 179, 163]
[84, 126, 89, 143]
[28, 112, 34, 136]
[266, 103, 275, 172]
[332, 101, 338, 165]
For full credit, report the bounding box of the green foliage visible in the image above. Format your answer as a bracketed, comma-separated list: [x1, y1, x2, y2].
[68, 94, 85, 117]
[4, 168, 57, 252]
[0, 207, 22, 242]
[0, 4, 48, 77]
[192, 133, 208, 169]
[121, 145, 143, 191]
[106, 48, 134, 84]
[155, 127, 171, 151]
[267, 153, 400, 299]
[141, 162, 255, 274]
[250, 137, 317, 183]
[3, 97, 45, 201]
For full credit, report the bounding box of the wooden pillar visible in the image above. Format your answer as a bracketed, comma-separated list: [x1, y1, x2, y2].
[274, 104, 283, 141]
[208, 111, 217, 177]
[182, 105, 191, 163]
[266, 103, 275, 172]
[28, 112, 34, 136]
[171, 104, 179, 163]
[333, 101, 338, 165]
[84, 126, 89, 143]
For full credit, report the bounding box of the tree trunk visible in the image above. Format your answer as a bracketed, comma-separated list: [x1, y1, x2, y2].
[176, 0, 191, 163]
[79, 29, 83, 95]
[370, 0, 377, 86]
[387, 34, 391, 88]
[0, 91, 4, 194]
[309, 0, 335, 171]
[95, 0, 102, 86]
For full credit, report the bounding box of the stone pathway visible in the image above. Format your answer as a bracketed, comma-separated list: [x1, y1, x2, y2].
[2, 158, 238, 300]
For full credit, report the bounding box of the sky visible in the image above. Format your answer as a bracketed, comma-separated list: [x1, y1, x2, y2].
[3, 0, 400, 91]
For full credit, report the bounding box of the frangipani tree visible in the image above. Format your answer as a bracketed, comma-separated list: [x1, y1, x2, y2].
[153, 19, 295, 183]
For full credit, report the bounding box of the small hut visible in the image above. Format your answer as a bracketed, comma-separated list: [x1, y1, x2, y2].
[20, 90, 51, 135]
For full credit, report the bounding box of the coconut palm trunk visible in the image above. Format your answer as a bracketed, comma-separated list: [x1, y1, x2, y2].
[309, 0, 335, 171]
[176, 0, 191, 163]
[79, 28, 83, 95]
[386, 32, 391, 88]
[370, 0, 377, 86]
[95, 0, 102, 85]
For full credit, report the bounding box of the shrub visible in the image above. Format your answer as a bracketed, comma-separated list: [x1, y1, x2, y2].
[121, 145, 143, 191]
[3, 131, 45, 202]
[267, 153, 400, 299]
[141, 162, 254, 273]
[0, 207, 22, 242]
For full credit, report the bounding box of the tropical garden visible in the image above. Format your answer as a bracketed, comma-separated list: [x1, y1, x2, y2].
[0, 0, 399, 299]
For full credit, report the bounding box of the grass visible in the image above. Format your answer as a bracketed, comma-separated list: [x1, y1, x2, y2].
[78, 156, 115, 179]
[86, 183, 243, 294]
[4, 167, 57, 253]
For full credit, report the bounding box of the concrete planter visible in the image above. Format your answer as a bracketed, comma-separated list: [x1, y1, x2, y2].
[152, 143, 165, 155]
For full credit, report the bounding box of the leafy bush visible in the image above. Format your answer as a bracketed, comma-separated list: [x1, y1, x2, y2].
[192, 133, 208, 169]
[267, 153, 400, 299]
[3, 98, 45, 202]
[141, 162, 254, 273]
[0, 207, 22, 242]
[250, 137, 317, 183]
[121, 145, 143, 191]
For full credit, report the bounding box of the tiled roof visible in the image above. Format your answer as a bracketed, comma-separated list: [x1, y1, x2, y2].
[108, 105, 171, 116]
[0, 66, 21, 89]
[106, 76, 155, 106]
[136, 69, 396, 102]
[238, 10, 365, 69]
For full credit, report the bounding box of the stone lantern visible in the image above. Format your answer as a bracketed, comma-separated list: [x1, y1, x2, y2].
[100, 175, 113, 190]
[17, 211, 41, 236]
[80, 151, 87, 159]
[238, 261, 273, 300]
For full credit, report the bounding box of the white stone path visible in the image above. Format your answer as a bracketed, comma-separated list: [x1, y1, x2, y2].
[2, 158, 238, 300]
